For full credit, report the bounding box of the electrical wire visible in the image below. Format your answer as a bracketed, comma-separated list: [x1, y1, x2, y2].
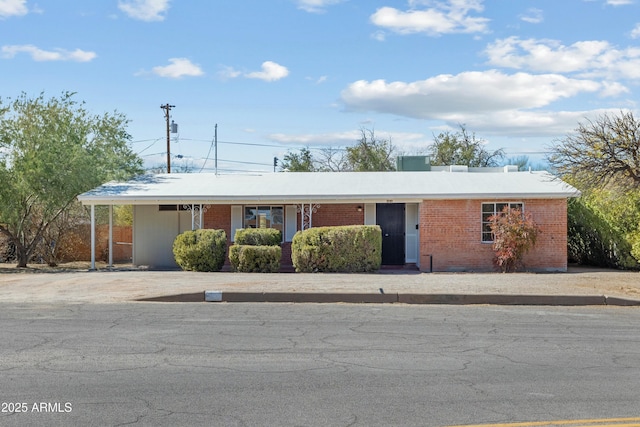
[199, 134, 216, 173]
[136, 138, 163, 155]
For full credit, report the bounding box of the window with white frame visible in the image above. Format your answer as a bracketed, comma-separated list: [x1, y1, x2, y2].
[481, 202, 524, 243]
[244, 206, 284, 233]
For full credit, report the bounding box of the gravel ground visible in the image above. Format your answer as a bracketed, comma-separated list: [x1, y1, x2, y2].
[0, 262, 638, 304]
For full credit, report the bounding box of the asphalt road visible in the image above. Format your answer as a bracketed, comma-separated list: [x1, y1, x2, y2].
[1, 303, 639, 427]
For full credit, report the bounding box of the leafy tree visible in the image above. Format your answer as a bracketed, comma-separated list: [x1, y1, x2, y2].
[149, 158, 197, 174]
[567, 197, 638, 269]
[548, 111, 640, 189]
[566, 185, 640, 270]
[345, 128, 396, 171]
[549, 112, 640, 269]
[280, 129, 397, 172]
[0, 92, 143, 267]
[505, 155, 547, 171]
[489, 207, 539, 272]
[316, 147, 350, 172]
[280, 147, 316, 172]
[114, 205, 133, 226]
[37, 201, 87, 266]
[428, 125, 504, 167]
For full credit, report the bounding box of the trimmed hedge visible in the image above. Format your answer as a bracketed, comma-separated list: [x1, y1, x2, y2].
[229, 245, 281, 273]
[230, 228, 282, 272]
[172, 229, 227, 272]
[234, 228, 282, 246]
[291, 225, 382, 273]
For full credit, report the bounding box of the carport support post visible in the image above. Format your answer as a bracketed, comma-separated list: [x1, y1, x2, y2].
[108, 205, 113, 267]
[90, 204, 96, 270]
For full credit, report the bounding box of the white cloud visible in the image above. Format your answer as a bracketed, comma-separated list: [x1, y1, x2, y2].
[118, 0, 170, 22]
[606, 0, 633, 5]
[484, 36, 640, 81]
[217, 61, 290, 82]
[151, 58, 204, 78]
[217, 65, 242, 80]
[1, 44, 97, 61]
[294, 0, 344, 13]
[371, 30, 386, 41]
[446, 108, 628, 137]
[599, 81, 629, 97]
[370, 0, 490, 36]
[631, 23, 640, 38]
[245, 61, 289, 82]
[341, 70, 600, 117]
[268, 130, 428, 151]
[306, 75, 328, 84]
[520, 8, 543, 24]
[269, 130, 360, 146]
[0, 0, 27, 18]
[339, 70, 608, 136]
[485, 37, 610, 73]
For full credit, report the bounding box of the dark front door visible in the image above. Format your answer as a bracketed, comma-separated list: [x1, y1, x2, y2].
[376, 203, 405, 265]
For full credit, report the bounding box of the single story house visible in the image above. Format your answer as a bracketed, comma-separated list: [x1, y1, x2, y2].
[77, 166, 580, 272]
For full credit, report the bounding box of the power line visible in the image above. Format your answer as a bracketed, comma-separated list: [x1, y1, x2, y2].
[214, 158, 272, 166]
[199, 133, 216, 173]
[130, 138, 164, 144]
[137, 138, 163, 155]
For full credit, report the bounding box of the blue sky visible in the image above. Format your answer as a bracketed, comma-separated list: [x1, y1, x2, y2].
[2, 0, 640, 173]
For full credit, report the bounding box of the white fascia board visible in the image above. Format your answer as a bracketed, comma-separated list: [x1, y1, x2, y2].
[422, 192, 580, 200]
[76, 195, 427, 205]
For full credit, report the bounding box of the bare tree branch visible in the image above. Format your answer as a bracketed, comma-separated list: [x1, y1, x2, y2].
[549, 111, 640, 188]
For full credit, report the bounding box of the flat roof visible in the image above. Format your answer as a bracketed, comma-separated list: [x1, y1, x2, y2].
[77, 171, 580, 205]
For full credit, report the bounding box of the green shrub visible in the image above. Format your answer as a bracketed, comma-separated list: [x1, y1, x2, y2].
[234, 228, 282, 246]
[229, 245, 281, 273]
[291, 225, 381, 273]
[172, 229, 227, 272]
[568, 197, 640, 270]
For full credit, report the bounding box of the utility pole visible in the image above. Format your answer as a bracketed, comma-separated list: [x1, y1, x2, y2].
[214, 123, 218, 175]
[160, 103, 175, 173]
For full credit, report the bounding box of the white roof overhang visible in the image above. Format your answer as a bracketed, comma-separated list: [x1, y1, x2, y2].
[77, 171, 581, 206]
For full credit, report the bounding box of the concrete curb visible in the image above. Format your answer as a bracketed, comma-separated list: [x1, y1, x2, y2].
[138, 292, 640, 306]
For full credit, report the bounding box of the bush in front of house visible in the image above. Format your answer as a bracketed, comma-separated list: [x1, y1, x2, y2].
[234, 228, 282, 246]
[229, 245, 281, 273]
[291, 225, 382, 273]
[229, 228, 282, 272]
[489, 207, 539, 272]
[172, 229, 227, 272]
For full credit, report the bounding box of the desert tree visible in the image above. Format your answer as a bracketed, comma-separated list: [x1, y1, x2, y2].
[0, 92, 143, 267]
[548, 111, 640, 189]
[345, 128, 396, 171]
[428, 125, 504, 167]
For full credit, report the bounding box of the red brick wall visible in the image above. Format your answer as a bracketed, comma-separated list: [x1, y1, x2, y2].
[201, 203, 365, 234]
[419, 199, 567, 272]
[203, 204, 364, 268]
[195, 201, 568, 272]
[301, 203, 365, 228]
[203, 205, 231, 238]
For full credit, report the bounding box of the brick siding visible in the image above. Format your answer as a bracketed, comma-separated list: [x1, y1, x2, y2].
[185, 200, 566, 272]
[419, 199, 567, 272]
[203, 205, 231, 238]
[307, 204, 365, 227]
